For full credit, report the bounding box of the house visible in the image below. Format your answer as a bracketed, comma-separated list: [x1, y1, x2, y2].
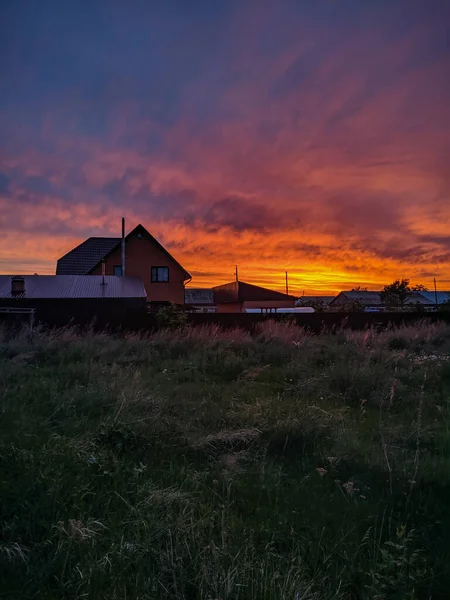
[212, 280, 297, 313]
[184, 288, 217, 313]
[414, 291, 450, 309]
[330, 290, 446, 311]
[56, 223, 191, 309]
[0, 275, 147, 327]
[329, 291, 383, 310]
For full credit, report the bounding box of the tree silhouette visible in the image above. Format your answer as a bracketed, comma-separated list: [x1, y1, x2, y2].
[380, 279, 427, 308]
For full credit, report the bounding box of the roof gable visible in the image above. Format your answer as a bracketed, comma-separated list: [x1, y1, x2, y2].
[330, 291, 383, 305]
[416, 291, 450, 305]
[213, 280, 297, 303]
[56, 224, 191, 280]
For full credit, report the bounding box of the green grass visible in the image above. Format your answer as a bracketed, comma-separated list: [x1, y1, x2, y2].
[1, 320, 450, 599]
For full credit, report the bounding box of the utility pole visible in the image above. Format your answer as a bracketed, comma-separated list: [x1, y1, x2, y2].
[285, 271, 289, 295]
[235, 265, 239, 282]
[434, 278, 438, 307]
[121, 217, 126, 276]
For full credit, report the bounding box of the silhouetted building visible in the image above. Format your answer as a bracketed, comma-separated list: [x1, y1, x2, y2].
[212, 280, 296, 313]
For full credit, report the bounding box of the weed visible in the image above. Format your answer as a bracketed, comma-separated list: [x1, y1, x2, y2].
[1, 322, 450, 598]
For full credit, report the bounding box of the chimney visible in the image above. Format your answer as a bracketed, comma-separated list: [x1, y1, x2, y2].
[121, 217, 126, 276]
[11, 276, 25, 295]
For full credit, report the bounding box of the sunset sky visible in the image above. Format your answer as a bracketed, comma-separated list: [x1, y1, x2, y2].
[1, 1, 449, 294]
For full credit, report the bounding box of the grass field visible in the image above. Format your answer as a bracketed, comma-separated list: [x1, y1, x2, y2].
[1, 320, 450, 599]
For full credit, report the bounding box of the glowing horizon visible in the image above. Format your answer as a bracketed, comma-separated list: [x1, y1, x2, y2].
[1, 1, 449, 295]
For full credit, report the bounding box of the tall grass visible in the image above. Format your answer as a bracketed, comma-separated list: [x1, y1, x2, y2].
[1, 321, 450, 599]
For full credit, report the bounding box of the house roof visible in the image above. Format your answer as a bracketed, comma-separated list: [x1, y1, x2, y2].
[185, 288, 215, 305]
[56, 224, 191, 280]
[57, 238, 121, 275]
[330, 290, 449, 306]
[330, 291, 383, 305]
[0, 275, 147, 299]
[212, 280, 297, 304]
[415, 291, 450, 305]
[405, 292, 431, 305]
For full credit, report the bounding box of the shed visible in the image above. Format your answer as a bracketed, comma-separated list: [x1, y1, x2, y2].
[0, 275, 148, 328]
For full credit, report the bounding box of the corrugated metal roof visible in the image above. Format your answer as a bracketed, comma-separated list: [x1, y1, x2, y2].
[0, 275, 147, 299]
[405, 292, 431, 305]
[56, 238, 121, 275]
[331, 291, 383, 305]
[185, 288, 215, 305]
[213, 281, 297, 303]
[417, 291, 450, 305]
[331, 290, 450, 306]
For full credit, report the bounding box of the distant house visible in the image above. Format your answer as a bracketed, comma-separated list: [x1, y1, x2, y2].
[330, 290, 447, 311]
[0, 275, 147, 327]
[415, 291, 450, 308]
[212, 280, 297, 313]
[330, 291, 383, 310]
[185, 288, 217, 313]
[56, 224, 191, 309]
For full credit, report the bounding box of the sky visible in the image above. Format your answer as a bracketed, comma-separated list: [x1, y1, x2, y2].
[0, 0, 449, 294]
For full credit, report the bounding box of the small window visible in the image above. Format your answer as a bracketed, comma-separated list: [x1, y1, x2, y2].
[151, 266, 169, 282]
[113, 265, 123, 276]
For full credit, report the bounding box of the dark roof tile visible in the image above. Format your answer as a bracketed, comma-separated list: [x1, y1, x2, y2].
[56, 238, 120, 275]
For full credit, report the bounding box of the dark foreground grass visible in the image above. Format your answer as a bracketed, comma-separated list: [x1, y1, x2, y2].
[1, 321, 450, 599]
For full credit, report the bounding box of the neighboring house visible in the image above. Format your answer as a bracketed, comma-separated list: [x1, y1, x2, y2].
[330, 291, 383, 310]
[330, 290, 447, 311]
[56, 224, 191, 307]
[415, 291, 450, 308]
[0, 275, 147, 327]
[212, 280, 297, 313]
[184, 288, 217, 313]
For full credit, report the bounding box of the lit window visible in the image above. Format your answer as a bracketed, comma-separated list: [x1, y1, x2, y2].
[113, 265, 122, 276]
[151, 267, 169, 282]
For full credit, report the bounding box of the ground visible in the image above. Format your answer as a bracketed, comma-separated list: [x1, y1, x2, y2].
[1, 320, 450, 599]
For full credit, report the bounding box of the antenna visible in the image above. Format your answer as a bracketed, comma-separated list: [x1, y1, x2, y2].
[285, 271, 289, 295]
[101, 260, 107, 286]
[434, 277, 438, 307]
[235, 265, 239, 282]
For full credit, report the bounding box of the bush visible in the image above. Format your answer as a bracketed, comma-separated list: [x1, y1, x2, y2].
[155, 303, 188, 329]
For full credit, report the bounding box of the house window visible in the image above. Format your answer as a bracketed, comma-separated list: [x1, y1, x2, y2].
[151, 266, 169, 282]
[113, 265, 123, 276]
